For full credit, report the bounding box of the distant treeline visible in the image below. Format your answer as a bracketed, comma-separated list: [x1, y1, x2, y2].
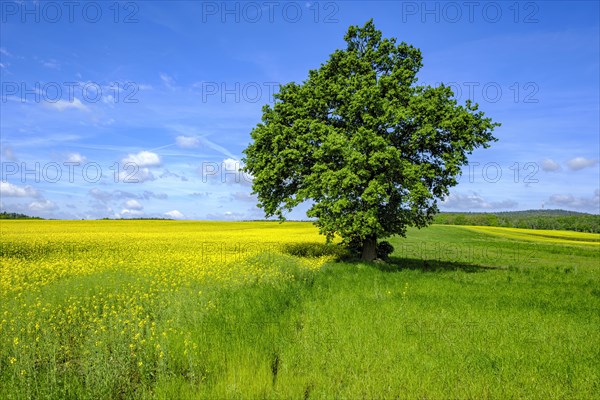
[2, 210, 599, 233]
[434, 210, 600, 233]
[0, 212, 43, 220]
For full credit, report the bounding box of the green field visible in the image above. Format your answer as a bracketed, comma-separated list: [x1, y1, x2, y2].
[1, 221, 598, 399]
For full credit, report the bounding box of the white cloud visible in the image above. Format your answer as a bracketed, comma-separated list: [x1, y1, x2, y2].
[101, 94, 115, 104]
[122, 151, 161, 167]
[118, 168, 156, 183]
[42, 59, 60, 69]
[29, 199, 57, 211]
[231, 191, 256, 202]
[540, 158, 561, 172]
[206, 210, 246, 220]
[160, 73, 176, 89]
[175, 135, 201, 148]
[89, 188, 113, 202]
[223, 158, 241, 172]
[198, 158, 253, 186]
[119, 209, 144, 218]
[1, 145, 16, 161]
[66, 152, 86, 163]
[159, 169, 188, 181]
[124, 199, 143, 210]
[140, 190, 168, 200]
[45, 98, 89, 112]
[89, 188, 167, 202]
[0, 182, 38, 197]
[566, 157, 599, 171]
[190, 192, 210, 198]
[548, 190, 599, 211]
[441, 192, 518, 210]
[164, 210, 184, 219]
[168, 125, 236, 159]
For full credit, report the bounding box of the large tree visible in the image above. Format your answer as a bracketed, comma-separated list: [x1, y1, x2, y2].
[242, 20, 499, 261]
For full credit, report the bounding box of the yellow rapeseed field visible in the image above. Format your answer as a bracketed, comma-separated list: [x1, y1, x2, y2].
[0, 220, 337, 391]
[0, 220, 336, 294]
[463, 225, 600, 246]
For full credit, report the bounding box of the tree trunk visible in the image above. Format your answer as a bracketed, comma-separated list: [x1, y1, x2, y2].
[361, 235, 377, 261]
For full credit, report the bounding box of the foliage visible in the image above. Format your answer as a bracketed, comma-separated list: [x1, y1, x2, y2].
[340, 236, 367, 257]
[338, 237, 395, 261]
[243, 20, 498, 260]
[376, 241, 395, 260]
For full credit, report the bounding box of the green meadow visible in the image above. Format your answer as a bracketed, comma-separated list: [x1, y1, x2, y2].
[1, 221, 598, 399]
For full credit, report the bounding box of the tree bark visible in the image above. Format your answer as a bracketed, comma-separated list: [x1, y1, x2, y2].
[361, 235, 377, 261]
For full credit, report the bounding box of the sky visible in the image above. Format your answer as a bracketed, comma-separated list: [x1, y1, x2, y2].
[0, 0, 598, 220]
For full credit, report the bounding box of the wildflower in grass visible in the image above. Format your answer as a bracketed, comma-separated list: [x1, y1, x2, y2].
[402, 283, 409, 302]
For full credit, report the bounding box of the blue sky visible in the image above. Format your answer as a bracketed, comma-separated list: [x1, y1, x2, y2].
[0, 0, 598, 219]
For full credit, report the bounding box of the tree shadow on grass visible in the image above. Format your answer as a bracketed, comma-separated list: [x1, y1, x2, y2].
[279, 242, 500, 274]
[374, 256, 499, 273]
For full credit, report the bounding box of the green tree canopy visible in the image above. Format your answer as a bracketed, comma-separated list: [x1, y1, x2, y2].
[242, 20, 499, 260]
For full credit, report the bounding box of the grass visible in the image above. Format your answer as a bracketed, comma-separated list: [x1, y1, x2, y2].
[0, 221, 598, 399]
[463, 225, 600, 245]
